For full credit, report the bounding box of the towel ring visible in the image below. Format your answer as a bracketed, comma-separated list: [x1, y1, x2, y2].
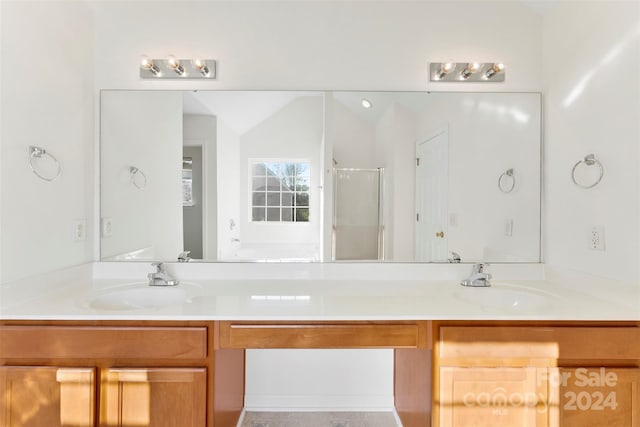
[130, 166, 147, 189]
[29, 145, 61, 182]
[571, 154, 603, 189]
[498, 168, 515, 193]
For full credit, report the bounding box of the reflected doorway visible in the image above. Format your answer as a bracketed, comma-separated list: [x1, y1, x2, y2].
[415, 128, 449, 262]
[183, 149, 203, 259]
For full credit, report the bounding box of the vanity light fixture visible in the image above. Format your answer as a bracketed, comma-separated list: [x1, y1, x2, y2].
[139, 55, 216, 79]
[430, 62, 505, 82]
[361, 98, 373, 109]
[461, 62, 481, 79]
[485, 63, 505, 79]
[167, 55, 185, 76]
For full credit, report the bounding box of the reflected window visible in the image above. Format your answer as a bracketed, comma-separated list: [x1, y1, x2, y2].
[251, 161, 310, 222]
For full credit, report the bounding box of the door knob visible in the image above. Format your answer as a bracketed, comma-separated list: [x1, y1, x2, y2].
[435, 231, 445, 238]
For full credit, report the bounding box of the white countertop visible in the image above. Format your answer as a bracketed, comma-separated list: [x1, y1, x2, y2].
[1, 262, 638, 321]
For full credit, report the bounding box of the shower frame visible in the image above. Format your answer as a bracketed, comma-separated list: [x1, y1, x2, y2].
[331, 167, 385, 261]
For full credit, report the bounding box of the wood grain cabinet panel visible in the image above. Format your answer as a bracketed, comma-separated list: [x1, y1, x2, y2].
[551, 367, 640, 427]
[435, 325, 640, 427]
[0, 326, 208, 360]
[0, 366, 95, 427]
[101, 368, 207, 427]
[439, 326, 640, 366]
[439, 367, 550, 427]
[219, 322, 426, 349]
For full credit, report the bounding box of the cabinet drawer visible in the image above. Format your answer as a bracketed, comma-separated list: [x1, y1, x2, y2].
[0, 326, 208, 360]
[439, 326, 640, 366]
[219, 322, 428, 349]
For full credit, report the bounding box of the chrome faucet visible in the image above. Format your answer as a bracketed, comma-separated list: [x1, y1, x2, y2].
[460, 263, 492, 287]
[178, 251, 191, 262]
[148, 262, 179, 286]
[448, 252, 461, 263]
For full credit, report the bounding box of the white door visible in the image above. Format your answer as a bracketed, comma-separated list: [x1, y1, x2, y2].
[415, 128, 449, 262]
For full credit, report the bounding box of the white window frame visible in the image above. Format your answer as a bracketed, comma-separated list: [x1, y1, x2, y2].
[248, 158, 311, 224]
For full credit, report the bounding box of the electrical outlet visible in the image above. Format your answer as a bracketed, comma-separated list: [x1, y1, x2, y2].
[72, 219, 86, 242]
[101, 217, 113, 238]
[504, 218, 514, 237]
[588, 225, 605, 251]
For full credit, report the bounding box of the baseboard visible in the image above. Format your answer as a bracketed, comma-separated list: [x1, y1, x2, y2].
[244, 393, 395, 411]
[237, 407, 403, 427]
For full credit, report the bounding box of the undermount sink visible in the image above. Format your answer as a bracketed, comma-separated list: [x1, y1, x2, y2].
[454, 284, 559, 312]
[85, 283, 200, 311]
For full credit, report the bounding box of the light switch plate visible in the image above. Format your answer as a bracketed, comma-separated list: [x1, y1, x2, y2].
[588, 225, 605, 251]
[72, 219, 86, 242]
[101, 217, 113, 238]
[504, 218, 513, 237]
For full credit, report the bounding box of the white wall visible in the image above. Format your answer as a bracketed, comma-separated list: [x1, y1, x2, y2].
[326, 94, 380, 260]
[0, 1, 94, 283]
[328, 97, 418, 262]
[542, 1, 640, 283]
[328, 96, 377, 169]
[91, 1, 541, 92]
[245, 349, 394, 409]
[100, 91, 184, 261]
[216, 118, 241, 260]
[239, 96, 323, 250]
[374, 103, 418, 262]
[183, 114, 217, 260]
[417, 93, 542, 263]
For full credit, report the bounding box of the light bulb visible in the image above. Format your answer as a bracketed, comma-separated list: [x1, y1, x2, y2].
[461, 62, 481, 79]
[435, 62, 456, 80]
[140, 55, 160, 76]
[442, 62, 455, 73]
[485, 63, 505, 79]
[192, 58, 204, 69]
[167, 55, 185, 76]
[191, 58, 210, 76]
[361, 98, 372, 109]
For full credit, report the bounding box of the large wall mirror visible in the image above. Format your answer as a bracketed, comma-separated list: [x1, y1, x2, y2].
[100, 90, 541, 263]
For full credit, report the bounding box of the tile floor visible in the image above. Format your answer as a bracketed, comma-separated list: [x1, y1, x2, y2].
[240, 411, 400, 427]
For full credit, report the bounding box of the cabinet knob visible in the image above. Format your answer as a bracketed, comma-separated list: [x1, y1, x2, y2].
[435, 231, 445, 238]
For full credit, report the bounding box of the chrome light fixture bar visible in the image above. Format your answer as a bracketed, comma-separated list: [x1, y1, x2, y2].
[140, 55, 216, 79]
[430, 62, 505, 82]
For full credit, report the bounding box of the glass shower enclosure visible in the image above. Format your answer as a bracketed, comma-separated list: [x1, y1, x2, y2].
[332, 168, 384, 261]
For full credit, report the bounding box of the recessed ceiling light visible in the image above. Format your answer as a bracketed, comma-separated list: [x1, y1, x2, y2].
[361, 98, 372, 109]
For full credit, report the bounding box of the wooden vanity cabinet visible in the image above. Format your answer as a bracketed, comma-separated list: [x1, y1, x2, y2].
[555, 367, 640, 427]
[102, 367, 207, 427]
[0, 366, 95, 427]
[0, 321, 245, 427]
[3, 319, 639, 427]
[434, 323, 640, 427]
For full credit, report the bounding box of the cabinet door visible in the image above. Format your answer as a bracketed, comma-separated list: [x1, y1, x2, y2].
[552, 368, 640, 427]
[0, 366, 95, 427]
[439, 367, 549, 427]
[101, 368, 206, 427]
